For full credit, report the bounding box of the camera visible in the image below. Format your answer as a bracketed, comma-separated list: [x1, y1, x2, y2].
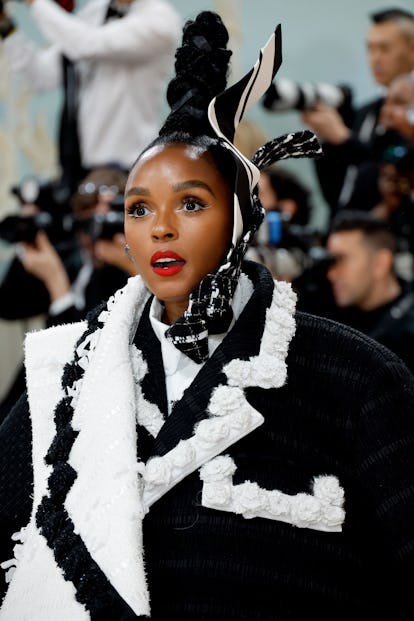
[0, 212, 75, 245]
[263, 78, 353, 124]
[0, 176, 75, 245]
[80, 210, 125, 241]
[75, 193, 125, 241]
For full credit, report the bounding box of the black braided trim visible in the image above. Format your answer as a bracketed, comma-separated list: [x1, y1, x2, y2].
[35, 301, 140, 617]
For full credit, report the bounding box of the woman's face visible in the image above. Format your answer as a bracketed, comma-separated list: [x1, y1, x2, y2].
[124, 143, 233, 320]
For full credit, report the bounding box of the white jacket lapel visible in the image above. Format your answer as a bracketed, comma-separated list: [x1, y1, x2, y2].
[142, 278, 297, 508]
[65, 276, 152, 617]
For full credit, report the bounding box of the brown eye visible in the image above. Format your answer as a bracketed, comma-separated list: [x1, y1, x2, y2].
[127, 203, 150, 218]
[181, 198, 207, 213]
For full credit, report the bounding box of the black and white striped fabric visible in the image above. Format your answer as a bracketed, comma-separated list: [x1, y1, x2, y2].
[251, 129, 323, 169]
[166, 24, 321, 364]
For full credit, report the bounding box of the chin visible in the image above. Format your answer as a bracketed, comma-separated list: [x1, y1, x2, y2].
[149, 282, 192, 305]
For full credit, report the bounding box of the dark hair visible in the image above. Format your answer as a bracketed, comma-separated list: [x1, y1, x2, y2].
[133, 11, 241, 220]
[370, 8, 414, 24]
[394, 147, 414, 176]
[329, 210, 396, 253]
[160, 11, 231, 138]
[261, 166, 311, 225]
[370, 8, 414, 44]
[134, 12, 237, 193]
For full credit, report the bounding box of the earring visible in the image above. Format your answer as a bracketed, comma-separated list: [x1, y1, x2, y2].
[125, 243, 134, 262]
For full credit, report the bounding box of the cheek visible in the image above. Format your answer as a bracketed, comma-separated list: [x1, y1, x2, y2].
[125, 222, 150, 262]
[189, 216, 232, 271]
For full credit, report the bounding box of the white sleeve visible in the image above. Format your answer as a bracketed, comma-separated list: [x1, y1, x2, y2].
[30, 0, 181, 63]
[3, 30, 61, 91]
[48, 291, 77, 316]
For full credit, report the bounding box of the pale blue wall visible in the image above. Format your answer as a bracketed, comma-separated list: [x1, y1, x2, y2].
[1, 0, 414, 227]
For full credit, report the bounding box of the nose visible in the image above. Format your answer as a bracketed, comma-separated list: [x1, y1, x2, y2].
[151, 211, 178, 241]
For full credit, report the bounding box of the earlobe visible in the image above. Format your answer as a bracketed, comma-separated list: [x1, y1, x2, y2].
[125, 243, 135, 262]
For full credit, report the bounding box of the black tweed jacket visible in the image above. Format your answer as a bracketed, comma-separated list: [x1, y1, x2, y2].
[1, 262, 414, 620]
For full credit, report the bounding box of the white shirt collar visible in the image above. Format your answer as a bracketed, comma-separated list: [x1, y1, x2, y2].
[148, 274, 254, 412]
[149, 274, 253, 363]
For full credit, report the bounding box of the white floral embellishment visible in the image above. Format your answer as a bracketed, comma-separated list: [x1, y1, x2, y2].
[195, 418, 230, 448]
[171, 440, 196, 468]
[144, 456, 172, 487]
[223, 278, 296, 389]
[142, 398, 264, 508]
[209, 386, 248, 416]
[140, 275, 297, 509]
[202, 481, 232, 506]
[313, 475, 345, 506]
[200, 456, 345, 533]
[233, 481, 268, 518]
[199, 456, 237, 482]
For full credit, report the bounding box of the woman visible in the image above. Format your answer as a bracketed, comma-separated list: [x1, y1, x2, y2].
[1, 11, 414, 621]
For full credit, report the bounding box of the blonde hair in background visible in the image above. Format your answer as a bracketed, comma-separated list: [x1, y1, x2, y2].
[214, 0, 242, 82]
[0, 48, 57, 219]
[213, 1, 268, 160]
[234, 119, 268, 159]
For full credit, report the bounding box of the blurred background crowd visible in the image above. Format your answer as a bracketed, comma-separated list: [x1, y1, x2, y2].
[1, 0, 414, 419]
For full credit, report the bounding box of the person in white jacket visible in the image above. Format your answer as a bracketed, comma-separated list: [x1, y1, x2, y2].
[0, 0, 181, 192]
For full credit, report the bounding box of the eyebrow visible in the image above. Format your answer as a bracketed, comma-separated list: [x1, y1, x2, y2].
[125, 186, 150, 198]
[125, 179, 216, 198]
[172, 180, 216, 197]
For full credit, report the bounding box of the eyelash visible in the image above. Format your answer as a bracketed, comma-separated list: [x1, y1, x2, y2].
[179, 197, 208, 213]
[126, 203, 150, 219]
[126, 197, 208, 219]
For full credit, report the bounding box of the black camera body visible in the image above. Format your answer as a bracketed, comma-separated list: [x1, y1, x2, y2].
[75, 193, 125, 241]
[0, 212, 75, 244]
[0, 177, 74, 245]
[80, 211, 125, 241]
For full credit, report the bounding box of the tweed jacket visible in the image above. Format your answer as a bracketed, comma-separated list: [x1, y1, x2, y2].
[1, 262, 414, 620]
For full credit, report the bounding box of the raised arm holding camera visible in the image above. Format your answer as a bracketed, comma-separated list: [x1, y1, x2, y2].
[301, 8, 414, 215]
[0, 166, 137, 325]
[0, 166, 137, 422]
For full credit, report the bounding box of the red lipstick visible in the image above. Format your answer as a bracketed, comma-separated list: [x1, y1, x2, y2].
[150, 251, 186, 276]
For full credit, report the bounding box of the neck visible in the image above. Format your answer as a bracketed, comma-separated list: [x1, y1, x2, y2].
[358, 276, 401, 311]
[161, 300, 190, 325]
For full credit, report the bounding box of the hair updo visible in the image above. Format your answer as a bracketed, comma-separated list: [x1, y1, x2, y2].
[137, 11, 238, 193]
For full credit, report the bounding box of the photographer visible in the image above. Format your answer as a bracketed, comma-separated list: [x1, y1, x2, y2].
[247, 165, 316, 282]
[0, 0, 181, 194]
[247, 165, 337, 317]
[0, 166, 136, 322]
[0, 166, 137, 420]
[325, 211, 414, 374]
[0, 177, 83, 321]
[379, 72, 414, 145]
[301, 8, 414, 215]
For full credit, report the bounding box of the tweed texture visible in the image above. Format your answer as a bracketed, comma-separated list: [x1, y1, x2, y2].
[1, 264, 414, 619]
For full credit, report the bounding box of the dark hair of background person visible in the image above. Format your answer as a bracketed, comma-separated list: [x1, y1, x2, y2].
[261, 165, 311, 226]
[371, 7, 414, 22]
[329, 210, 396, 253]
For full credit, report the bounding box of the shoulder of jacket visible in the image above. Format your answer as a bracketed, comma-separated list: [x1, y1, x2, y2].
[293, 310, 402, 368]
